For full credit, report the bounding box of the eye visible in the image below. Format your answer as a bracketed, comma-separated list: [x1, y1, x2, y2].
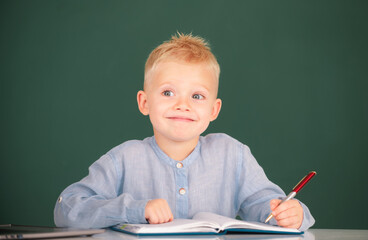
[162, 90, 174, 97]
[192, 94, 204, 100]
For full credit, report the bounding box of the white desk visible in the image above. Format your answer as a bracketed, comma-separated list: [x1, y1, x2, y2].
[91, 229, 368, 240]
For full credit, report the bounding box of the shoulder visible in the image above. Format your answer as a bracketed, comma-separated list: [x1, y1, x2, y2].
[106, 136, 153, 160]
[200, 133, 244, 148]
[200, 133, 254, 160]
[198, 134, 255, 177]
[94, 137, 154, 177]
[199, 133, 248, 156]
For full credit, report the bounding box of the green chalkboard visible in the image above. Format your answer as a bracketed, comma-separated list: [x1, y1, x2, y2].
[1, 0, 367, 229]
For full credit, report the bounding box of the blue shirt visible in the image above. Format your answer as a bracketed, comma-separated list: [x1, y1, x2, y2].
[54, 133, 315, 231]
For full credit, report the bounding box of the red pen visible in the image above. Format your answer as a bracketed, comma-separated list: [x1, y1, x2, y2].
[265, 171, 317, 223]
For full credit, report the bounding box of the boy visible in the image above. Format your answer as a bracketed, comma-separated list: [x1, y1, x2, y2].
[54, 33, 315, 231]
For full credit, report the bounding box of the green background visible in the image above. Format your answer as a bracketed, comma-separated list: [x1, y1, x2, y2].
[1, 0, 367, 229]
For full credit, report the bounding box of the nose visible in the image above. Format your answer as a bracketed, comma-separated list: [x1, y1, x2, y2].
[175, 97, 190, 111]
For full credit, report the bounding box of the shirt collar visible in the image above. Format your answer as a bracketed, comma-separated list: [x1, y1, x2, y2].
[149, 136, 201, 168]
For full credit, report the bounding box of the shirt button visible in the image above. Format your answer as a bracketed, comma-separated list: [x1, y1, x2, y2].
[58, 196, 63, 203]
[179, 188, 186, 195]
[176, 162, 183, 168]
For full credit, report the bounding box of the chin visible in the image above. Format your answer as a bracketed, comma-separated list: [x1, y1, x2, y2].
[154, 126, 206, 143]
[163, 131, 200, 143]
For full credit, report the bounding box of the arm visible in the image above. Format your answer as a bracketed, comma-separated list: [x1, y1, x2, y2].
[54, 154, 148, 228]
[236, 145, 315, 231]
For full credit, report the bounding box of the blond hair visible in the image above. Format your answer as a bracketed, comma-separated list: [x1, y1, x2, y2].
[144, 33, 220, 90]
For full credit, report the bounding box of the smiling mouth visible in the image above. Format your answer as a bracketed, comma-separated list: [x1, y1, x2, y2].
[167, 116, 195, 122]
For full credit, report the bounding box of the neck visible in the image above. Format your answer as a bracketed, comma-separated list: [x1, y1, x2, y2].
[154, 135, 199, 161]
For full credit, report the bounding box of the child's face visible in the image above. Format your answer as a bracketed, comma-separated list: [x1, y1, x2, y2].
[138, 60, 222, 144]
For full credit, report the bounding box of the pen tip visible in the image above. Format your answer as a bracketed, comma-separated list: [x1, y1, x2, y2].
[265, 214, 273, 223]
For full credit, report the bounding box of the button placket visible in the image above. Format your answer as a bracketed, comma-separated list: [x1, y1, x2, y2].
[174, 161, 189, 218]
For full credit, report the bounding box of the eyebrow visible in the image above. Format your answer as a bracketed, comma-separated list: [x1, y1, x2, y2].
[158, 82, 211, 93]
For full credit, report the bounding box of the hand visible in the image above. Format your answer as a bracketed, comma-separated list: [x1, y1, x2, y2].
[270, 199, 303, 229]
[145, 199, 173, 224]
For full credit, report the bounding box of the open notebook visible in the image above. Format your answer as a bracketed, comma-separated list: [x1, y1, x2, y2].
[111, 212, 301, 235]
[0, 224, 105, 239]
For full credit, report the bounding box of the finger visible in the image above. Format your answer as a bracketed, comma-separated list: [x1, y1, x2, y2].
[151, 207, 165, 224]
[152, 201, 173, 224]
[145, 202, 156, 223]
[154, 210, 164, 224]
[162, 205, 174, 223]
[272, 200, 297, 216]
[157, 206, 171, 224]
[272, 201, 303, 229]
[153, 200, 171, 223]
[145, 199, 165, 224]
[147, 212, 159, 224]
[274, 207, 298, 222]
[145, 198, 174, 224]
[148, 207, 166, 224]
[168, 210, 174, 222]
[276, 215, 301, 229]
[270, 199, 282, 211]
[161, 206, 173, 222]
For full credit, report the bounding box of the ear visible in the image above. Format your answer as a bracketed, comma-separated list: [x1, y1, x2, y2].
[210, 98, 222, 121]
[137, 90, 149, 115]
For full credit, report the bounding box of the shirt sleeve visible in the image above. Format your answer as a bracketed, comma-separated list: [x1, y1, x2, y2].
[53, 154, 148, 228]
[236, 144, 315, 231]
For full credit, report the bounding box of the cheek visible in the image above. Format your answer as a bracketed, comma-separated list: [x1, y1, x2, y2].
[149, 100, 169, 117]
[198, 104, 215, 118]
